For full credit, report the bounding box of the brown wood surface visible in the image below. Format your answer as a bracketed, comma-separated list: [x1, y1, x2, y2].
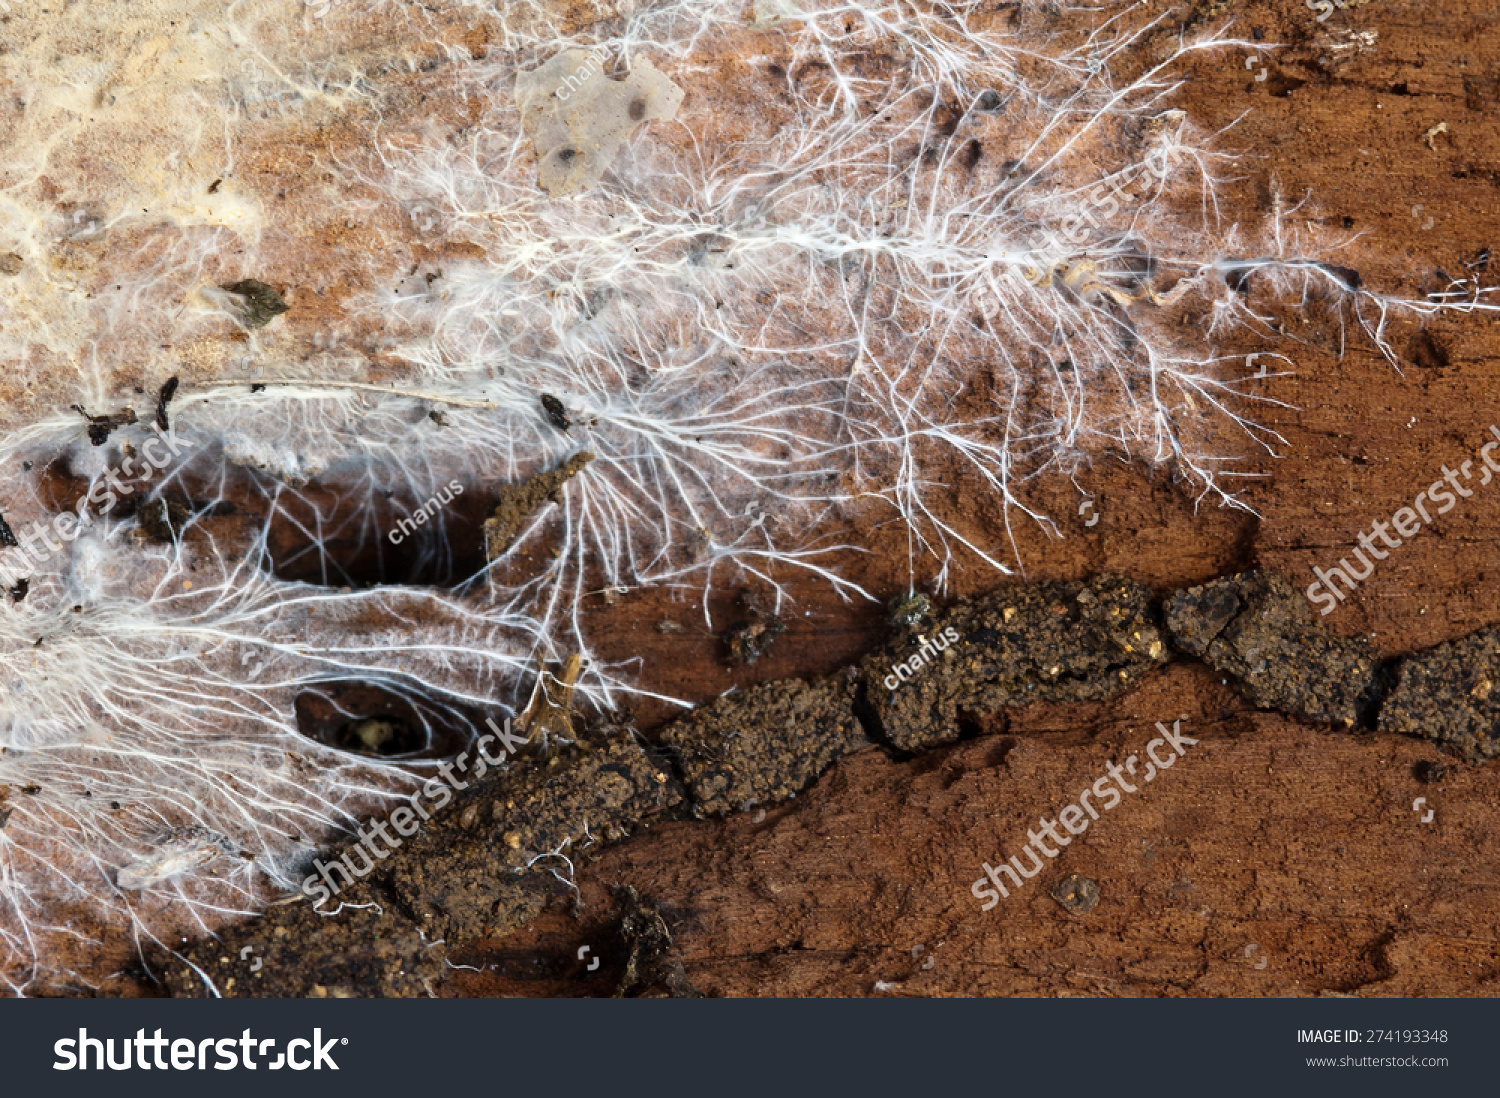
[36, 0, 1500, 998]
[444, 0, 1500, 998]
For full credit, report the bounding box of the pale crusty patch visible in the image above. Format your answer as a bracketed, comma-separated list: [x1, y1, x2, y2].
[515, 48, 685, 198]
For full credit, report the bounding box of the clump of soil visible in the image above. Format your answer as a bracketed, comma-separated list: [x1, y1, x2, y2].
[1378, 627, 1500, 760]
[390, 738, 681, 943]
[887, 592, 930, 628]
[151, 554, 1500, 1000]
[162, 884, 451, 999]
[1051, 872, 1100, 915]
[720, 586, 785, 666]
[609, 885, 701, 997]
[1164, 571, 1376, 727]
[860, 574, 1168, 752]
[721, 617, 785, 666]
[158, 734, 681, 997]
[71, 404, 137, 446]
[148, 564, 1500, 998]
[540, 393, 571, 432]
[660, 668, 868, 816]
[483, 451, 594, 560]
[219, 279, 288, 328]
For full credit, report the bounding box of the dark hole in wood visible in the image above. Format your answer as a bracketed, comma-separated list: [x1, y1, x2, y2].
[294, 681, 484, 759]
[266, 469, 492, 588]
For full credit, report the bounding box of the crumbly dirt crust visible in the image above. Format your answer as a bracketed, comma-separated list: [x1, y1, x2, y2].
[151, 565, 1500, 998]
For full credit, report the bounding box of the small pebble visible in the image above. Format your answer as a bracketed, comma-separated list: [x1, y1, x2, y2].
[1052, 873, 1100, 914]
